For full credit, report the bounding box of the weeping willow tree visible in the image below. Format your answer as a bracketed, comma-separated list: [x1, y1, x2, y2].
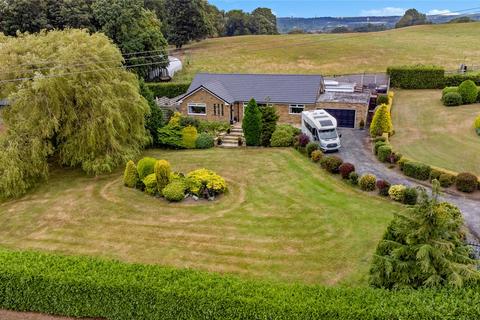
[0, 29, 150, 199]
[370, 185, 479, 289]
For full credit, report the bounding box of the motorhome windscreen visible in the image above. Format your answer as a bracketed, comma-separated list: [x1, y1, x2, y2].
[318, 129, 337, 140]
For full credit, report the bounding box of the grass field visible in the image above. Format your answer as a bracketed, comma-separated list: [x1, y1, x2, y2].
[391, 90, 480, 175]
[0, 148, 401, 286]
[174, 22, 480, 82]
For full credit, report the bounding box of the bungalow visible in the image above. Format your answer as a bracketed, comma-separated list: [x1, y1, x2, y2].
[176, 73, 384, 128]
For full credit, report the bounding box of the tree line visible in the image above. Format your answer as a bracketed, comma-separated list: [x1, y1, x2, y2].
[0, 0, 277, 50]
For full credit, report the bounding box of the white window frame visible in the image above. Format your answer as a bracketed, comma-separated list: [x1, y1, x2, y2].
[188, 103, 207, 116]
[289, 104, 305, 115]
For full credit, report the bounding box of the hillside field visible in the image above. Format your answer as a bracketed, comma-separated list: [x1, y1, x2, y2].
[174, 22, 480, 82]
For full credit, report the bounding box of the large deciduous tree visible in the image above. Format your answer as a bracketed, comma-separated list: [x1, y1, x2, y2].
[164, 0, 209, 48]
[0, 0, 48, 35]
[395, 8, 429, 28]
[369, 186, 479, 289]
[0, 30, 150, 199]
[92, 0, 168, 77]
[249, 8, 277, 35]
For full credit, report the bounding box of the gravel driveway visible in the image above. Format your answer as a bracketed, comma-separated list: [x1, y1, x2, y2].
[337, 129, 480, 241]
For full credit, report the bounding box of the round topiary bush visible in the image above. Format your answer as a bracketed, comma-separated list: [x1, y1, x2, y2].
[163, 180, 186, 202]
[359, 174, 377, 191]
[403, 187, 418, 205]
[143, 173, 158, 196]
[458, 80, 478, 104]
[377, 145, 393, 162]
[442, 92, 463, 107]
[374, 140, 387, 155]
[349, 172, 359, 185]
[320, 155, 343, 174]
[181, 125, 198, 149]
[186, 169, 227, 197]
[339, 162, 355, 179]
[455, 172, 478, 193]
[389, 184, 406, 202]
[442, 86, 458, 96]
[270, 125, 296, 147]
[123, 160, 138, 188]
[306, 142, 320, 158]
[137, 157, 157, 180]
[311, 150, 323, 162]
[195, 133, 215, 149]
[376, 180, 391, 197]
[439, 173, 456, 188]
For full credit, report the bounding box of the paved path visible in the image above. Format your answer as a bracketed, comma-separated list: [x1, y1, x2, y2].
[337, 129, 480, 241]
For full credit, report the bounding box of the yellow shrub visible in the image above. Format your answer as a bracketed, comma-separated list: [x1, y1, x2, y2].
[475, 115, 480, 129]
[186, 169, 227, 196]
[168, 112, 182, 127]
[370, 104, 394, 137]
[154, 160, 171, 195]
[181, 125, 198, 149]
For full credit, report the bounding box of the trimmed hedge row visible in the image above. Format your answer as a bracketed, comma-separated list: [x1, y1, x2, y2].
[146, 82, 190, 98]
[445, 73, 480, 87]
[1, 249, 480, 320]
[387, 66, 445, 89]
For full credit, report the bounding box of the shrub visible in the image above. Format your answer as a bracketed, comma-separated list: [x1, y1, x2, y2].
[146, 82, 190, 98]
[320, 156, 343, 174]
[198, 121, 230, 134]
[158, 125, 183, 149]
[123, 160, 138, 188]
[349, 172, 359, 185]
[311, 150, 323, 162]
[387, 65, 445, 89]
[376, 180, 391, 197]
[403, 187, 418, 205]
[306, 142, 319, 158]
[195, 133, 214, 149]
[442, 92, 463, 106]
[445, 72, 480, 86]
[137, 157, 157, 180]
[186, 169, 227, 197]
[455, 172, 478, 193]
[180, 116, 200, 129]
[295, 133, 310, 148]
[181, 126, 198, 149]
[398, 157, 409, 171]
[163, 180, 186, 202]
[373, 141, 387, 155]
[1, 249, 480, 320]
[374, 136, 387, 143]
[260, 106, 279, 147]
[370, 104, 393, 137]
[154, 160, 171, 195]
[442, 86, 458, 96]
[389, 185, 407, 202]
[242, 98, 262, 146]
[458, 80, 478, 104]
[270, 125, 296, 147]
[376, 94, 389, 105]
[403, 161, 431, 181]
[475, 115, 480, 130]
[377, 145, 393, 162]
[339, 163, 355, 179]
[439, 173, 456, 188]
[429, 168, 443, 181]
[143, 173, 158, 196]
[359, 174, 377, 191]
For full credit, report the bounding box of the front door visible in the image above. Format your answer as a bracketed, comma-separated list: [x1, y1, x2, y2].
[230, 105, 234, 124]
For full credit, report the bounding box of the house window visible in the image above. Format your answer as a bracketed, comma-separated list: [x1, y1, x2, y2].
[221, 104, 224, 116]
[188, 103, 207, 115]
[289, 104, 305, 114]
[214, 104, 217, 116]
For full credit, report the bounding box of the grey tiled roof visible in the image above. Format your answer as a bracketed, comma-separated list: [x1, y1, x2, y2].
[185, 73, 324, 104]
[317, 91, 371, 104]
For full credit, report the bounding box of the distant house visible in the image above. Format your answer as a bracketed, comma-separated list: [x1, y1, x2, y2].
[176, 73, 385, 128]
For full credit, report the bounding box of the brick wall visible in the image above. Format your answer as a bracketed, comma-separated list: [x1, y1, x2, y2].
[179, 89, 230, 122]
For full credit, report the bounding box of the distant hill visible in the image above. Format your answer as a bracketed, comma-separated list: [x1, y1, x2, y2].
[277, 14, 480, 33]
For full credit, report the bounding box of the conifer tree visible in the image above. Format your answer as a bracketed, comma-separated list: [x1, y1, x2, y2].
[370, 187, 479, 289]
[370, 104, 393, 137]
[242, 98, 262, 146]
[123, 161, 139, 188]
[260, 106, 279, 147]
[154, 160, 171, 195]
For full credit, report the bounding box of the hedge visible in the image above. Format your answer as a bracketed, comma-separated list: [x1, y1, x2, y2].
[445, 73, 480, 87]
[146, 82, 190, 98]
[1, 249, 479, 320]
[387, 66, 445, 89]
[402, 161, 431, 181]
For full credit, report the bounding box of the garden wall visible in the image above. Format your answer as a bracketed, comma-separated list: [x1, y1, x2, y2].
[0, 249, 479, 320]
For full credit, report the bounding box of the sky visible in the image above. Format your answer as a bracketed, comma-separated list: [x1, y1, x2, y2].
[208, 0, 480, 18]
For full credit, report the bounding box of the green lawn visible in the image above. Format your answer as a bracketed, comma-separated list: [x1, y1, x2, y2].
[174, 23, 480, 82]
[0, 148, 401, 286]
[391, 90, 480, 175]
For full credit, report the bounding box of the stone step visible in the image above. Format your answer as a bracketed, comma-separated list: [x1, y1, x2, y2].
[218, 143, 240, 148]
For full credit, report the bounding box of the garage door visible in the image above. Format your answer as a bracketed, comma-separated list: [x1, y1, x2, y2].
[323, 109, 356, 128]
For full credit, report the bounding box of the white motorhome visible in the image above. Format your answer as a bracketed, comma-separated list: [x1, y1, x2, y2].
[301, 110, 341, 152]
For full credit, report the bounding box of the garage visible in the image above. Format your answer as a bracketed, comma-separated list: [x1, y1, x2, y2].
[323, 109, 356, 128]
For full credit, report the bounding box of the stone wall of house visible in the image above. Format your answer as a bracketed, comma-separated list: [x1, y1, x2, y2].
[179, 89, 230, 122]
[316, 102, 369, 128]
